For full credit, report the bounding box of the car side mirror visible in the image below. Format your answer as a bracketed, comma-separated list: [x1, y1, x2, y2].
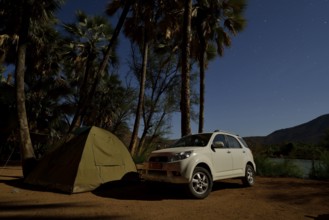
[212, 141, 225, 149]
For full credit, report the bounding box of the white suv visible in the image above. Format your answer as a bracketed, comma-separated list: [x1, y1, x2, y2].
[142, 130, 256, 199]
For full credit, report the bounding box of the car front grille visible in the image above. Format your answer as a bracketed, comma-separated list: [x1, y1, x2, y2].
[148, 170, 167, 176]
[148, 156, 168, 162]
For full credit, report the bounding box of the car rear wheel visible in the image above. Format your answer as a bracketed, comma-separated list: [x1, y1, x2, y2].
[242, 164, 255, 186]
[188, 167, 213, 199]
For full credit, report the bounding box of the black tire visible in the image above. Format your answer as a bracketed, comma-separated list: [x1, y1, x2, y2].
[242, 164, 255, 187]
[187, 167, 213, 199]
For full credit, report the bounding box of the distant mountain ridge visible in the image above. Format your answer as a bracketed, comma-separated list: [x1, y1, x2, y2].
[245, 114, 329, 145]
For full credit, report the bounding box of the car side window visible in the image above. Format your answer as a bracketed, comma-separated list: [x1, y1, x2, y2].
[227, 136, 242, 148]
[212, 134, 228, 148]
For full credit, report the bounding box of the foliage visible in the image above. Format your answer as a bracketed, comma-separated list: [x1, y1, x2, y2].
[61, 10, 118, 133]
[258, 142, 325, 160]
[320, 128, 329, 149]
[133, 137, 170, 164]
[0, 0, 250, 159]
[251, 134, 329, 180]
[0, 7, 134, 159]
[132, 155, 146, 165]
[83, 74, 135, 136]
[128, 42, 181, 156]
[0, 66, 4, 76]
[309, 151, 329, 180]
[254, 155, 303, 178]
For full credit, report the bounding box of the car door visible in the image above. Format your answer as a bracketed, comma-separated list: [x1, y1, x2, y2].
[211, 134, 233, 178]
[226, 135, 245, 176]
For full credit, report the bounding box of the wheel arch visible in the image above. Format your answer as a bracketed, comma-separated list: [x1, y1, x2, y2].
[246, 161, 256, 173]
[185, 154, 214, 182]
[194, 162, 213, 180]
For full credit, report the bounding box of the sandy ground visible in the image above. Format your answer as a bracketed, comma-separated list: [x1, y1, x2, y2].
[0, 165, 329, 220]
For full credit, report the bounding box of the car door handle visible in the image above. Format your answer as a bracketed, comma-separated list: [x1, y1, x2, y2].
[227, 150, 231, 154]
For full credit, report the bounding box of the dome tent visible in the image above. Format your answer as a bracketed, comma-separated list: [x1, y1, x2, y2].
[25, 126, 137, 193]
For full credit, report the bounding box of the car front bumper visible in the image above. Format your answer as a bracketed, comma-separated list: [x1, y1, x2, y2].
[141, 161, 190, 184]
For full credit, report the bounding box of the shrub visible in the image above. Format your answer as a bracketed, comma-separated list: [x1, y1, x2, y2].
[309, 151, 329, 180]
[254, 155, 303, 178]
[133, 155, 147, 164]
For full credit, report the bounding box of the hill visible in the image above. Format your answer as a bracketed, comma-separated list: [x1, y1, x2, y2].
[245, 114, 329, 146]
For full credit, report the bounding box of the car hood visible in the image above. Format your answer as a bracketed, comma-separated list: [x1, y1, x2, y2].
[151, 146, 204, 154]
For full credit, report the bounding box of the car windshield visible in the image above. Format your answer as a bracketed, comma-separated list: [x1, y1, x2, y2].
[171, 133, 212, 147]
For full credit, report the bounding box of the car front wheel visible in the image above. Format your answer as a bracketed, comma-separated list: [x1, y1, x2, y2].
[188, 167, 213, 199]
[242, 164, 255, 186]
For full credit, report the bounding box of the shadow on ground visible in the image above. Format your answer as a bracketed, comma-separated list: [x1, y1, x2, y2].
[93, 179, 244, 200]
[2, 175, 244, 201]
[0, 191, 126, 219]
[305, 214, 329, 220]
[1, 178, 54, 193]
[1, 178, 130, 219]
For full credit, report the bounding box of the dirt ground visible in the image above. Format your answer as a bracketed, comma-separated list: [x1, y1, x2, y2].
[0, 165, 329, 220]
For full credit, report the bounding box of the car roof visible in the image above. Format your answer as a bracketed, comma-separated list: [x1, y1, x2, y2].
[190, 130, 240, 137]
[214, 131, 239, 137]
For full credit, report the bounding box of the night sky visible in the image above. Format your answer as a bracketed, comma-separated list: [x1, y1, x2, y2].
[56, 0, 329, 138]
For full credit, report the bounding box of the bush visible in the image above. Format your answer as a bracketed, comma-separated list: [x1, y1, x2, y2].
[309, 151, 329, 180]
[254, 155, 303, 178]
[133, 155, 147, 164]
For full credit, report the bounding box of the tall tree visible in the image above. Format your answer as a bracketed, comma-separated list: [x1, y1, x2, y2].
[16, 2, 35, 176]
[62, 11, 117, 133]
[76, 0, 133, 131]
[181, 0, 193, 137]
[0, 0, 64, 177]
[129, 45, 181, 156]
[129, 33, 148, 156]
[25, 30, 71, 153]
[65, 0, 133, 134]
[193, 0, 247, 133]
[125, 0, 157, 155]
[111, 0, 160, 155]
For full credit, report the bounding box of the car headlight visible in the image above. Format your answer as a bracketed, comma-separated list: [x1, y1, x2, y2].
[169, 151, 193, 162]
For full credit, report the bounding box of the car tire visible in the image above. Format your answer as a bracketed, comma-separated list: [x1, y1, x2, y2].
[242, 164, 255, 187]
[188, 167, 213, 199]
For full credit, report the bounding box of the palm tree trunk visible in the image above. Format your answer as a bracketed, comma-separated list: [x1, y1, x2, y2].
[98, 0, 132, 79]
[197, 24, 207, 134]
[68, 53, 95, 133]
[198, 51, 205, 133]
[15, 1, 36, 177]
[181, 0, 192, 137]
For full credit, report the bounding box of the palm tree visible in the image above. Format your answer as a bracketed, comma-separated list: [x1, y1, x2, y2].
[193, 0, 247, 133]
[181, 0, 193, 137]
[102, 0, 133, 78]
[125, 0, 159, 156]
[131, 45, 181, 156]
[79, 0, 133, 130]
[24, 21, 71, 149]
[63, 0, 133, 134]
[108, 0, 166, 155]
[0, 0, 64, 177]
[61, 11, 117, 134]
